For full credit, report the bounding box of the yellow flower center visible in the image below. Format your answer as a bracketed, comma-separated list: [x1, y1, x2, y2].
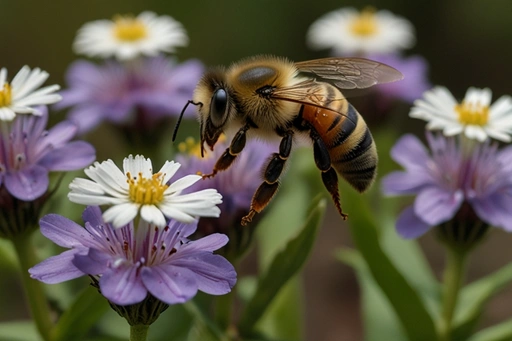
[127, 172, 168, 205]
[178, 135, 227, 159]
[455, 101, 490, 126]
[113, 16, 147, 42]
[350, 8, 378, 36]
[178, 137, 204, 159]
[0, 83, 12, 107]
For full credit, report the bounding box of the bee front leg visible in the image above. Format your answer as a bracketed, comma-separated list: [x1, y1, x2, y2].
[241, 130, 293, 226]
[201, 124, 250, 179]
[310, 130, 348, 220]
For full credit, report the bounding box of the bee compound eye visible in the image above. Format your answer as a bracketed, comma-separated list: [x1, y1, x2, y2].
[210, 88, 228, 127]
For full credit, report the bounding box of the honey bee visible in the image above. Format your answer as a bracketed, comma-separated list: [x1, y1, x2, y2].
[173, 55, 403, 226]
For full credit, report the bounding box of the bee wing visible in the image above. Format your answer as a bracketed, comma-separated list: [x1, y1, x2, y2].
[270, 79, 347, 111]
[295, 57, 404, 89]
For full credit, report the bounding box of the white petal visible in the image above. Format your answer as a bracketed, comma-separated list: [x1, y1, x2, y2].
[140, 205, 167, 228]
[103, 203, 140, 228]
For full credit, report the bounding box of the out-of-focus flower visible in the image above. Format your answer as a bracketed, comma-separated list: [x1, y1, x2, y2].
[369, 54, 430, 105]
[56, 57, 203, 134]
[73, 12, 188, 60]
[68, 155, 222, 228]
[175, 136, 276, 259]
[382, 133, 512, 240]
[29, 206, 237, 306]
[307, 7, 415, 56]
[0, 106, 95, 201]
[410, 87, 512, 142]
[0, 66, 61, 121]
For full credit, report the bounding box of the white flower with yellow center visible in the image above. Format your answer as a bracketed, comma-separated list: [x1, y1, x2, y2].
[0, 66, 61, 121]
[307, 7, 415, 55]
[410, 87, 512, 142]
[68, 155, 222, 228]
[73, 11, 188, 60]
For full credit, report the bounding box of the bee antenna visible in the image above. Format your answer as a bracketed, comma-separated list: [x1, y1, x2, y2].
[172, 100, 203, 142]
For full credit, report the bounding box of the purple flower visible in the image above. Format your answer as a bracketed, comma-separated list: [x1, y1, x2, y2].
[57, 56, 204, 134]
[0, 106, 95, 201]
[382, 133, 512, 239]
[175, 137, 276, 233]
[369, 53, 431, 106]
[29, 206, 237, 306]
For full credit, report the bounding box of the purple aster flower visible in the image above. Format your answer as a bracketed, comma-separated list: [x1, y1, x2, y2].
[0, 106, 95, 201]
[175, 137, 276, 259]
[176, 137, 275, 230]
[382, 133, 512, 240]
[369, 53, 431, 106]
[29, 206, 237, 306]
[57, 56, 204, 134]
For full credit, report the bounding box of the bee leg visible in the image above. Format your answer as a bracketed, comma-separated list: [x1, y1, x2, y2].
[311, 131, 348, 220]
[241, 130, 293, 226]
[201, 124, 250, 179]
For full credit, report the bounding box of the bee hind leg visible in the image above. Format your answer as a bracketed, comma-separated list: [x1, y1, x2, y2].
[311, 131, 348, 220]
[201, 124, 250, 179]
[241, 130, 293, 226]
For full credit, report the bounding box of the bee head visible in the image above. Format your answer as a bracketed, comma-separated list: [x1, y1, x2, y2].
[193, 68, 234, 157]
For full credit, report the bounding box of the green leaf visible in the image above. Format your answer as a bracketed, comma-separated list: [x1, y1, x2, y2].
[52, 287, 110, 341]
[0, 321, 41, 341]
[466, 318, 512, 341]
[340, 183, 438, 341]
[338, 248, 407, 341]
[452, 262, 512, 340]
[239, 197, 326, 336]
[184, 300, 227, 341]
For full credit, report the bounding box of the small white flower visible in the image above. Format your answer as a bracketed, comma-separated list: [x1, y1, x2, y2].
[73, 11, 188, 60]
[410, 86, 512, 142]
[307, 7, 415, 55]
[68, 155, 222, 228]
[0, 66, 61, 121]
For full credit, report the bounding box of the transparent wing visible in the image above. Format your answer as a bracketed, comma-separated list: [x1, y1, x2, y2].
[270, 79, 347, 111]
[295, 57, 404, 89]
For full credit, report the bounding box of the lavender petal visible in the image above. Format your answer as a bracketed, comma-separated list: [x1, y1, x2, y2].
[100, 262, 148, 305]
[414, 187, 463, 226]
[29, 249, 85, 284]
[5, 165, 49, 201]
[141, 264, 198, 305]
[172, 252, 236, 295]
[39, 213, 95, 247]
[73, 248, 111, 275]
[39, 141, 96, 171]
[396, 206, 432, 239]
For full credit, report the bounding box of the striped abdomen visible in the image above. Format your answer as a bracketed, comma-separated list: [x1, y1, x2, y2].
[301, 87, 377, 192]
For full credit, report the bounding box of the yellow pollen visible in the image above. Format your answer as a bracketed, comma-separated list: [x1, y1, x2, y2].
[113, 15, 147, 42]
[455, 101, 490, 126]
[127, 172, 168, 205]
[0, 83, 12, 107]
[350, 7, 378, 36]
[178, 135, 227, 159]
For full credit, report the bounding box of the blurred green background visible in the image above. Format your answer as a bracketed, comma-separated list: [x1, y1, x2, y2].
[1, 0, 512, 340]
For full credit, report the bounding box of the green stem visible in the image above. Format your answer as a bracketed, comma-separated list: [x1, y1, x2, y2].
[439, 247, 468, 341]
[11, 233, 53, 341]
[215, 291, 234, 331]
[130, 324, 149, 341]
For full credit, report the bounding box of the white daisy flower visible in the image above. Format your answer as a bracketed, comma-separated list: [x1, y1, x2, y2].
[410, 86, 512, 142]
[0, 66, 61, 121]
[73, 11, 188, 60]
[307, 7, 415, 55]
[68, 155, 222, 228]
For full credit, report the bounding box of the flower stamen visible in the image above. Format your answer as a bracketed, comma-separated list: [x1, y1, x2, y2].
[455, 101, 490, 126]
[127, 171, 168, 205]
[0, 83, 12, 107]
[113, 15, 148, 42]
[350, 7, 378, 36]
